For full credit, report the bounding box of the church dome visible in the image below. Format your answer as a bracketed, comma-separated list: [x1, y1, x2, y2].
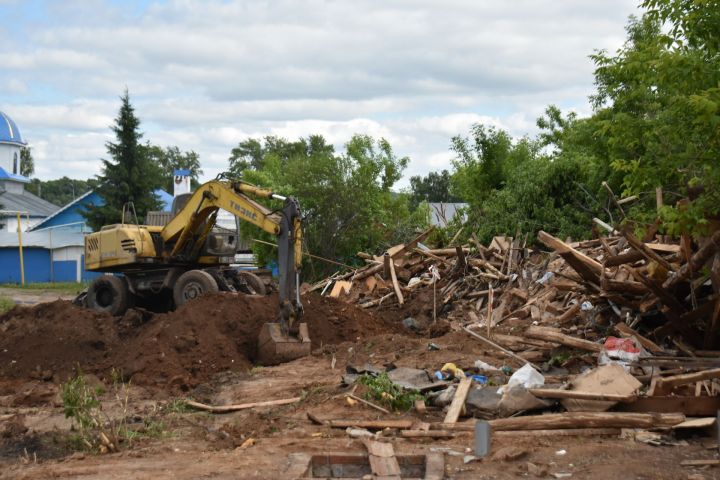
[0, 111, 26, 146]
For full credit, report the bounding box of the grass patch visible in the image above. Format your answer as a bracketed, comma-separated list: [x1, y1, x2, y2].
[357, 373, 424, 412]
[0, 296, 14, 313]
[5, 282, 88, 294]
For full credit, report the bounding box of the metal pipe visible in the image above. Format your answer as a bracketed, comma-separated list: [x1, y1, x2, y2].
[17, 212, 25, 285]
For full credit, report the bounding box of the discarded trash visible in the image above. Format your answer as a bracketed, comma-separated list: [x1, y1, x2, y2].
[498, 363, 544, 394]
[537, 271, 554, 284]
[556, 449, 567, 456]
[468, 374, 488, 385]
[474, 420, 491, 457]
[428, 342, 441, 351]
[440, 362, 464, 379]
[581, 301, 594, 311]
[474, 359, 501, 372]
[598, 336, 643, 370]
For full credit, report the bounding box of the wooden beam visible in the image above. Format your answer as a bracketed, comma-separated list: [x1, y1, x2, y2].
[617, 395, 720, 416]
[488, 412, 684, 431]
[664, 229, 720, 290]
[528, 388, 637, 403]
[524, 326, 603, 353]
[307, 414, 414, 430]
[621, 230, 674, 272]
[388, 255, 404, 305]
[443, 377, 472, 424]
[537, 230, 603, 283]
[614, 322, 664, 354]
[462, 326, 538, 368]
[654, 367, 720, 391]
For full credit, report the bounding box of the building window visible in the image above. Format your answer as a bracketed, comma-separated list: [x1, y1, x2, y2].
[13, 152, 18, 174]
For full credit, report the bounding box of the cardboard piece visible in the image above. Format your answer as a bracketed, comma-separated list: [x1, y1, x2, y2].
[562, 364, 642, 412]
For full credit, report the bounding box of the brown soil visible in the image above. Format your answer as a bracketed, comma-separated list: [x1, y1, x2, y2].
[0, 292, 399, 393]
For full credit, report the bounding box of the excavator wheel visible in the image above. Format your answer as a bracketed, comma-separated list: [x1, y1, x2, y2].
[238, 271, 267, 296]
[86, 275, 132, 316]
[173, 270, 219, 308]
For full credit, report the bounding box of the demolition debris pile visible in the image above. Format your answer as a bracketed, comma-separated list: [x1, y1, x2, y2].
[310, 224, 720, 429]
[0, 291, 397, 390]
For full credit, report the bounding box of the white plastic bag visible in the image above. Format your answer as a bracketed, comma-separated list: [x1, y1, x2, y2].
[497, 363, 544, 394]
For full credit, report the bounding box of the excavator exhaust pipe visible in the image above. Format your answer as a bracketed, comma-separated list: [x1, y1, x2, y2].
[257, 322, 311, 365]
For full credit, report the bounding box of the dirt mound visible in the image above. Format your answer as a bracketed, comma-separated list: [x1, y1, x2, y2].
[0, 292, 398, 391]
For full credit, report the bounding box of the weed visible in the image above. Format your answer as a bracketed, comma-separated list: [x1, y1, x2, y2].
[357, 373, 424, 412]
[165, 398, 190, 414]
[249, 366, 265, 376]
[0, 296, 14, 313]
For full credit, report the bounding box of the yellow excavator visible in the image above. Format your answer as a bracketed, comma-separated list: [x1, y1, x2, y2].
[80, 176, 310, 364]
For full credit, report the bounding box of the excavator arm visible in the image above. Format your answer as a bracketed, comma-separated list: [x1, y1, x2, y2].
[160, 179, 304, 334]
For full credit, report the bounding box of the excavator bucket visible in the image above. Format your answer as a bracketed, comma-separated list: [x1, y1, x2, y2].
[257, 322, 311, 365]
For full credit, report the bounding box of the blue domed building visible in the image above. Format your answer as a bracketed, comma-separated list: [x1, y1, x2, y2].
[0, 111, 59, 233]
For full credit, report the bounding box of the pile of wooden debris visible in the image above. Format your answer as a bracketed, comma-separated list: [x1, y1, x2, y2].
[308, 223, 720, 431]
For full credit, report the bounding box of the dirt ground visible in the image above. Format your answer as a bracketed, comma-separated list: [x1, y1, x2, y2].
[1, 291, 718, 479]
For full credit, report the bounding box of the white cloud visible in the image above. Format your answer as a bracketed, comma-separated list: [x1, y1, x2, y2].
[0, 0, 641, 186]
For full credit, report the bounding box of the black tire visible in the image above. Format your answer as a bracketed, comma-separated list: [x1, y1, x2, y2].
[239, 271, 267, 296]
[173, 270, 219, 307]
[86, 275, 131, 316]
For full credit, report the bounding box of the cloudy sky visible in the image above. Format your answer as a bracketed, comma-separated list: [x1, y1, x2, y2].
[0, 0, 640, 187]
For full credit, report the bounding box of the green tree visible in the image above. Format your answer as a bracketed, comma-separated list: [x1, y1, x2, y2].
[20, 147, 34, 177]
[82, 90, 162, 231]
[589, 2, 720, 235]
[26, 177, 97, 206]
[232, 134, 425, 278]
[409, 170, 459, 207]
[145, 145, 203, 193]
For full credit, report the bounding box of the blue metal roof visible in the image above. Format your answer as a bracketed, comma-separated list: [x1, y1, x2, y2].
[0, 111, 25, 146]
[0, 166, 30, 183]
[173, 169, 191, 176]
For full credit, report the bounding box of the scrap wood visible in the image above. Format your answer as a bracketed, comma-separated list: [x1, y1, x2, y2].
[524, 325, 603, 353]
[622, 229, 675, 273]
[347, 393, 390, 414]
[654, 367, 720, 392]
[443, 377, 472, 424]
[187, 397, 301, 413]
[400, 430, 456, 438]
[664, 229, 720, 290]
[307, 414, 413, 430]
[617, 396, 720, 416]
[494, 427, 621, 437]
[488, 412, 685, 431]
[387, 256, 404, 305]
[614, 322, 664, 354]
[528, 388, 637, 403]
[537, 230, 603, 283]
[680, 459, 720, 466]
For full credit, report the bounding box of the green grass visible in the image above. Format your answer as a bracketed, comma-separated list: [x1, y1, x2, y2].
[0, 296, 14, 313]
[1, 282, 88, 294]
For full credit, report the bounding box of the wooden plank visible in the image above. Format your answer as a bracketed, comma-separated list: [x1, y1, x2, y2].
[187, 397, 300, 413]
[655, 367, 720, 391]
[622, 230, 675, 272]
[529, 388, 637, 403]
[617, 396, 720, 416]
[400, 430, 456, 438]
[388, 226, 435, 260]
[307, 414, 414, 430]
[665, 229, 720, 289]
[488, 412, 685, 431]
[329, 280, 352, 298]
[524, 326, 602, 353]
[680, 459, 720, 466]
[605, 250, 644, 267]
[387, 256, 404, 305]
[363, 439, 401, 479]
[494, 428, 621, 437]
[443, 377, 472, 424]
[614, 322, 664, 354]
[537, 230, 603, 283]
[462, 326, 537, 368]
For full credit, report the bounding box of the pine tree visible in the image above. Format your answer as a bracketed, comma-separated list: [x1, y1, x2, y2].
[83, 90, 162, 231]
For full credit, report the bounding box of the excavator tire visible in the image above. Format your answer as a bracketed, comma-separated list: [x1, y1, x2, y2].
[173, 270, 219, 308]
[239, 271, 267, 296]
[86, 275, 131, 316]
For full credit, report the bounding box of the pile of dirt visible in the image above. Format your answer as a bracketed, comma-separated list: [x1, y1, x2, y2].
[0, 292, 399, 391]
